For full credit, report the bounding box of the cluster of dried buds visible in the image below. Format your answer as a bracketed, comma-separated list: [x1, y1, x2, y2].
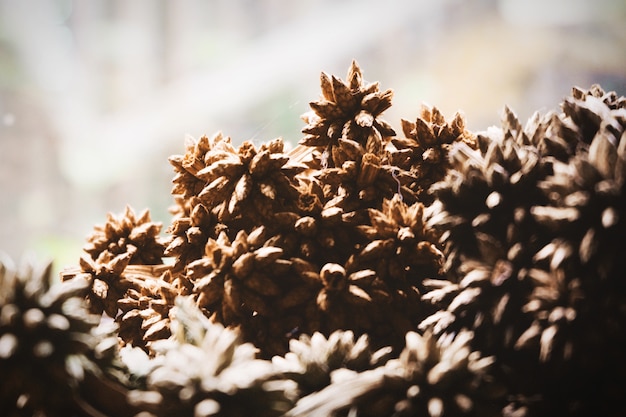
[50, 62, 626, 417]
[287, 330, 503, 417]
[62, 61, 461, 360]
[419, 84, 626, 416]
[0, 254, 120, 416]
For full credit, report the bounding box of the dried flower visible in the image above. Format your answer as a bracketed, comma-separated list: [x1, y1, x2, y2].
[300, 60, 395, 168]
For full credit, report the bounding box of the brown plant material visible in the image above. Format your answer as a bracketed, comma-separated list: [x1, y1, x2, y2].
[273, 330, 393, 396]
[83, 205, 166, 266]
[195, 136, 303, 228]
[429, 122, 554, 276]
[0, 253, 120, 417]
[115, 266, 179, 352]
[516, 84, 626, 365]
[62, 255, 176, 353]
[315, 263, 378, 330]
[356, 194, 443, 286]
[419, 85, 626, 417]
[317, 151, 411, 214]
[169, 133, 226, 208]
[50, 60, 626, 417]
[62, 251, 135, 317]
[390, 105, 477, 203]
[277, 178, 362, 265]
[184, 226, 322, 357]
[288, 330, 504, 417]
[300, 60, 395, 168]
[166, 134, 305, 275]
[124, 297, 297, 417]
[507, 85, 626, 416]
[164, 198, 224, 275]
[417, 107, 559, 384]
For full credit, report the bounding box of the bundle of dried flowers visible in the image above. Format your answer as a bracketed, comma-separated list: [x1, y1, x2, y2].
[0, 254, 120, 416]
[107, 61, 452, 358]
[419, 84, 626, 416]
[32, 63, 624, 417]
[287, 330, 504, 417]
[299, 60, 395, 169]
[123, 297, 297, 417]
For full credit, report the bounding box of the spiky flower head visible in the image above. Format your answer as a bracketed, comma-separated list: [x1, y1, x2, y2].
[62, 206, 167, 317]
[125, 296, 297, 417]
[391, 105, 476, 203]
[184, 226, 323, 357]
[166, 134, 306, 275]
[196, 137, 301, 224]
[356, 194, 443, 286]
[510, 85, 626, 416]
[273, 330, 393, 397]
[422, 85, 626, 417]
[300, 60, 395, 168]
[288, 330, 503, 417]
[419, 112, 554, 355]
[169, 133, 229, 209]
[83, 205, 166, 266]
[0, 253, 119, 416]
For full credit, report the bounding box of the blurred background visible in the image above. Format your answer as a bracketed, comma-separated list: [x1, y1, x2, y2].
[1, 0, 625, 275]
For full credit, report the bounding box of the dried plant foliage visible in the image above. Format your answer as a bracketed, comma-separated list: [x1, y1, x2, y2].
[288, 330, 504, 417]
[0, 253, 119, 417]
[83, 205, 167, 266]
[300, 60, 395, 168]
[123, 297, 297, 417]
[13, 63, 623, 417]
[420, 84, 626, 416]
[273, 330, 393, 397]
[391, 105, 477, 203]
[100, 61, 454, 359]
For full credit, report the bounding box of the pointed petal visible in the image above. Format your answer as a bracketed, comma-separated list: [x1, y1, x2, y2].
[320, 72, 334, 101]
[332, 76, 356, 110]
[347, 60, 362, 91]
[310, 100, 344, 119]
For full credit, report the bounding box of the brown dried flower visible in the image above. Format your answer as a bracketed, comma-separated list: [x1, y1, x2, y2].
[84, 205, 166, 266]
[390, 105, 476, 203]
[300, 60, 395, 167]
